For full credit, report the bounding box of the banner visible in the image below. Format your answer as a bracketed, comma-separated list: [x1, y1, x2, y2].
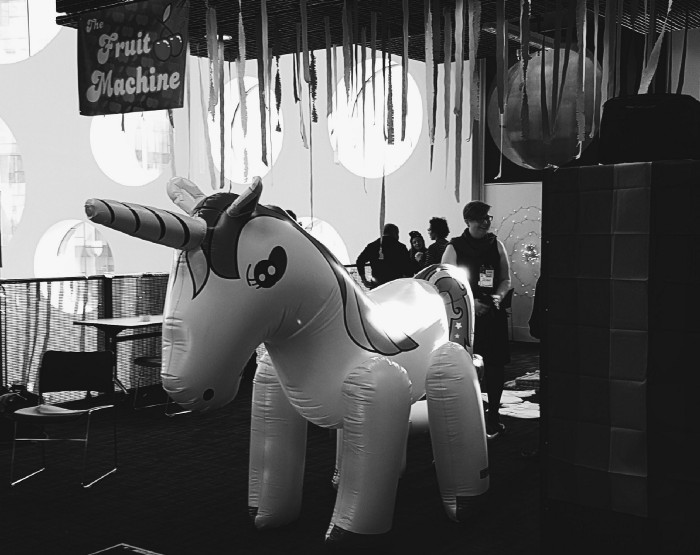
[78, 0, 189, 116]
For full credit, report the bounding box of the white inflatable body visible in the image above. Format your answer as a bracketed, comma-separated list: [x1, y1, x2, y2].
[85, 177, 489, 542]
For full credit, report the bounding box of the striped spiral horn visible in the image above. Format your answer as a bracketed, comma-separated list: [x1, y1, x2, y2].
[85, 199, 207, 251]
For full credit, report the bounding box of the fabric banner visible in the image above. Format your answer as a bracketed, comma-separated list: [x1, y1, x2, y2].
[78, 0, 189, 116]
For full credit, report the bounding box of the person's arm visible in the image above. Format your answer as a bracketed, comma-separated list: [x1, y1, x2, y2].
[441, 244, 457, 265]
[490, 239, 512, 309]
[355, 248, 369, 286]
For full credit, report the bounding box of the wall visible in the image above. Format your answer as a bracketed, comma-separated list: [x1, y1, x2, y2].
[0, 24, 476, 279]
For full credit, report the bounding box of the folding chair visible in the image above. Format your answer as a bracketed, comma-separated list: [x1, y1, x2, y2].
[10, 350, 118, 488]
[132, 355, 190, 417]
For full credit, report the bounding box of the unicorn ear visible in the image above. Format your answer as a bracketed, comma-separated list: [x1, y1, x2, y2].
[225, 176, 262, 219]
[167, 176, 206, 215]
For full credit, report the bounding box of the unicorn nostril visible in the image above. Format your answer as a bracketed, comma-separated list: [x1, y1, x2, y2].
[203, 388, 214, 401]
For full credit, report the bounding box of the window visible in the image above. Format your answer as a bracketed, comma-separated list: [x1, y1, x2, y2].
[327, 61, 422, 179]
[207, 75, 284, 185]
[0, 116, 26, 247]
[0, 0, 61, 64]
[90, 111, 172, 186]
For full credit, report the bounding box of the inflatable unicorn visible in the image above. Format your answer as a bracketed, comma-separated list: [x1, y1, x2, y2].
[84, 176, 488, 544]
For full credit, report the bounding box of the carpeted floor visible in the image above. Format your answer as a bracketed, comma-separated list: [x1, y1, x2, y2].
[1, 342, 541, 555]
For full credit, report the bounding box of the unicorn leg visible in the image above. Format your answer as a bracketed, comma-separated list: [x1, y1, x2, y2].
[426, 341, 490, 522]
[248, 352, 308, 529]
[326, 357, 412, 541]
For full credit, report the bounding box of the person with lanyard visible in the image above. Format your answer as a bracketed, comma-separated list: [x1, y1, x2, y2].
[442, 200, 512, 440]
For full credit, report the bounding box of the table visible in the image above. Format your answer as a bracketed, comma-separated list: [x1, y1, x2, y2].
[74, 315, 163, 393]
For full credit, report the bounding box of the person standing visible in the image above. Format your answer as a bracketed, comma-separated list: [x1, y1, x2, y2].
[356, 223, 412, 289]
[425, 216, 450, 266]
[408, 231, 428, 274]
[442, 201, 512, 439]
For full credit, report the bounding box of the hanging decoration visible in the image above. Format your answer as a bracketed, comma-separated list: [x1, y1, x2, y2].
[676, 7, 689, 94]
[386, 52, 395, 145]
[431, 0, 441, 167]
[258, 0, 269, 167]
[468, 0, 481, 143]
[401, 0, 409, 142]
[519, 0, 530, 142]
[218, 40, 225, 188]
[590, 0, 599, 139]
[310, 50, 318, 123]
[371, 11, 378, 114]
[575, 0, 587, 157]
[343, 0, 352, 103]
[494, 0, 506, 179]
[275, 56, 282, 132]
[236, 2, 248, 182]
[453, 0, 465, 201]
[206, 3, 219, 120]
[443, 7, 452, 177]
[638, 1, 674, 94]
[325, 16, 333, 118]
[496, 206, 542, 299]
[295, 24, 309, 149]
[424, 0, 435, 166]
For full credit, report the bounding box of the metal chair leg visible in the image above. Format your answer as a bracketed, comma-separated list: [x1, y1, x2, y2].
[10, 421, 46, 487]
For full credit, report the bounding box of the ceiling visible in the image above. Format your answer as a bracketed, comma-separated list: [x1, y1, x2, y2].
[56, 0, 700, 63]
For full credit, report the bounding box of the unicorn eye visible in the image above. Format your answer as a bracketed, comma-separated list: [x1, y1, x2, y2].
[247, 246, 287, 289]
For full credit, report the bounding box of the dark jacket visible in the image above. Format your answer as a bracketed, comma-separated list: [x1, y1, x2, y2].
[356, 236, 412, 287]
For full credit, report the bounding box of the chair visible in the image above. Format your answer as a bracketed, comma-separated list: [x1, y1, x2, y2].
[132, 355, 190, 417]
[10, 350, 118, 488]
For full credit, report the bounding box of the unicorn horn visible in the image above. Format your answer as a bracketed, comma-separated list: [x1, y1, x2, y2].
[85, 199, 207, 251]
[225, 176, 263, 218]
[166, 176, 207, 215]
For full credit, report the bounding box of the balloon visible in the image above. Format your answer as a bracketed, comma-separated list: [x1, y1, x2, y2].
[85, 176, 489, 543]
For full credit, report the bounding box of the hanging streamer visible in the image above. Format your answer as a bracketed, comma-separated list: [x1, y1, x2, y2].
[387, 50, 395, 145]
[519, 0, 530, 141]
[198, 58, 218, 190]
[168, 109, 177, 177]
[495, 0, 505, 179]
[237, 5, 248, 182]
[401, 0, 409, 142]
[676, 8, 689, 94]
[310, 50, 318, 123]
[553, 2, 575, 136]
[332, 45, 340, 163]
[539, 46, 550, 168]
[219, 41, 225, 188]
[600, 0, 613, 109]
[468, 0, 482, 142]
[614, 0, 623, 97]
[575, 0, 587, 156]
[274, 57, 282, 132]
[343, 0, 351, 103]
[431, 0, 441, 166]
[371, 11, 377, 115]
[256, 15, 268, 167]
[296, 24, 309, 149]
[454, 0, 465, 199]
[360, 27, 367, 146]
[206, 4, 219, 120]
[325, 16, 333, 117]
[589, 0, 599, 138]
[300, 0, 311, 84]
[551, 0, 562, 136]
[638, 1, 674, 94]
[425, 0, 435, 167]
[443, 7, 452, 178]
[379, 174, 386, 234]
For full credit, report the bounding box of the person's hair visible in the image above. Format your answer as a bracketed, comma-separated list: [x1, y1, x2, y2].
[382, 223, 399, 238]
[409, 230, 423, 240]
[462, 201, 491, 222]
[429, 217, 449, 239]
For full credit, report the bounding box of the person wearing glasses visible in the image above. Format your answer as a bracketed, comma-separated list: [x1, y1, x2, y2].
[424, 216, 450, 266]
[442, 200, 512, 440]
